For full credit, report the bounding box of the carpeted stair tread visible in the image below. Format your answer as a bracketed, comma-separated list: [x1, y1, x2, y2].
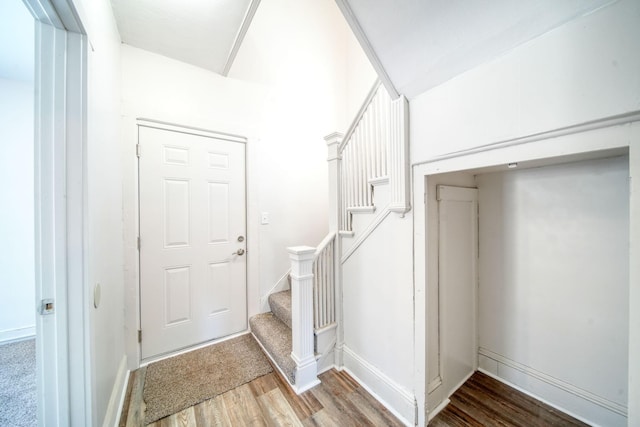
[250, 312, 295, 385]
[268, 290, 292, 329]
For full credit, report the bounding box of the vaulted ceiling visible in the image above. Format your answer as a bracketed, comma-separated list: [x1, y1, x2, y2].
[336, 0, 615, 98]
[108, 0, 615, 98]
[110, 0, 260, 76]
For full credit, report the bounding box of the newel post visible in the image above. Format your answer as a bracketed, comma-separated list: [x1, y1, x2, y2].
[288, 246, 320, 392]
[324, 132, 344, 367]
[324, 132, 343, 231]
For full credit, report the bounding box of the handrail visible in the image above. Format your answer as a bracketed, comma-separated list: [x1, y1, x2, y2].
[339, 80, 382, 153]
[312, 232, 337, 330]
[314, 231, 337, 258]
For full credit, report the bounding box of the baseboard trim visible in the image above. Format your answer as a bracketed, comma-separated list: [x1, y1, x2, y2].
[104, 356, 129, 427]
[0, 326, 35, 344]
[427, 397, 450, 422]
[260, 269, 291, 311]
[342, 345, 415, 426]
[479, 347, 627, 417]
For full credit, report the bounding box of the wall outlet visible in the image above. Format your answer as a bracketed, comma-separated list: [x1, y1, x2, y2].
[261, 212, 270, 225]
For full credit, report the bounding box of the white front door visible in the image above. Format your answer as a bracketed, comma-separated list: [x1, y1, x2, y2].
[138, 124, 247, 360]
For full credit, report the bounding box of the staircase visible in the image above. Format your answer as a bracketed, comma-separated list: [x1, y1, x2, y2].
[250, 290, 295, 384]
[250, 80, 409, 394]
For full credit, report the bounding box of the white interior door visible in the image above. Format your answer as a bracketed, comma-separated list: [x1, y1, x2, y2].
[139, 124, 247, 360]
[429, 185, 478, 411]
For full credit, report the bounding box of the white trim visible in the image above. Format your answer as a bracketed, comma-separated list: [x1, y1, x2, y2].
[478, 348, 627, 416]
[414, 110, 640, 168]
[136, 118, 247, 144]
[339, 80, 382, 152]
[222, 0, 261, 76]
[102, 356, 129, 427]
[332, 2, 399, 99]
[427, 376, 442, 394]
[347, 205, 376, 214]
[250, 331, 295, 389]
[478, 368, 606, 427]
[341, 209, 392, 263]
[369, 176, 389, 186]
[427, 398, 450, 422]
[260, 269, 291, 311]
[31, 5, 90, 425]
[628, 126, 640, 425]
[412, 117, 640, 427]
[0, 326, 36, 344]
[342, 345, 415, 426]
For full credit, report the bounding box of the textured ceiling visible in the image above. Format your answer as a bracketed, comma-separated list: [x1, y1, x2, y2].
[110, 0, 257, 75]
[340, 0, 615, 98]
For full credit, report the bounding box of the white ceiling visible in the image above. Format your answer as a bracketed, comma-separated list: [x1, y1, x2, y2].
[110, 0, 257, 75]
[0, 0, 34, 82]
[340, 0, 615, 98]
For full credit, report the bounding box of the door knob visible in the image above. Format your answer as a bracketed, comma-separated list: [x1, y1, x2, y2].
[232, 249, 245, 256]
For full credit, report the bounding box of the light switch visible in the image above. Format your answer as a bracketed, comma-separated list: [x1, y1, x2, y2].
[261, 212, 270, 225]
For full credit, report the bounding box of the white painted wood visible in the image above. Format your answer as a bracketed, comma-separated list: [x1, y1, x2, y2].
[628, 123, 640, 427]
[32, 6, 90, 423]
[313, 233, 336, 329]
[288, 246, 319, 393]
[139, 125, 247, 360]
[430, 185, 478, 412]
[342, 346, 415, 426]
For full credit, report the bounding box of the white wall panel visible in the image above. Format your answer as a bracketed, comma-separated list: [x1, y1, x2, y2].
[410, 0, 640, 164]
[477, 156, 629, 425]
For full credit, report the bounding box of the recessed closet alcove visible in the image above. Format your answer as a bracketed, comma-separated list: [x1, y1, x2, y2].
[423, 151, 630, 426]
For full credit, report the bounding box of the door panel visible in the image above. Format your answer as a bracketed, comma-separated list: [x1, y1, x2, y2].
[139, 125, 246, 360]
[429, 185, 478, 411]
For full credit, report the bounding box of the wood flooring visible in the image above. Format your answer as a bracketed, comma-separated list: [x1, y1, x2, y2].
[120, 367, 405, 427]
[430, 372, 589, 427]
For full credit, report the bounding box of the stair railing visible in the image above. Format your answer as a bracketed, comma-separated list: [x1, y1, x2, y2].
[338, 80, 410, 231]
[312, 232, 337, 330]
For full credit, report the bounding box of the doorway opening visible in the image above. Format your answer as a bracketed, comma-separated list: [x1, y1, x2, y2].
[0, 1, 36, 425]
[423, 152, 630, 426]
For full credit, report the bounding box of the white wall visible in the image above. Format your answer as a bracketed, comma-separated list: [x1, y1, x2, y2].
[70, 0, 127, 424]
[0, 78, 35, 343]
[229, 0, 359, 304]
[476, 156, 629, 426]
[410, 0, 640, 164]
[120, 45, 270, 359]
[341, 211, 415, 423]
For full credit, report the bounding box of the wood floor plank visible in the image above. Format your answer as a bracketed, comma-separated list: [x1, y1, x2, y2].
[124, 366, 403, 427]
[222, 383, 269, 426]
[309, 383, 373, 427]
[257, 388, 304, 427]
[125, 366, 147, 427]
[346, 387, 405, 427]
[193, 394, 232, 427]
[156, 407, 197, 427]
[432, 372, 590, 427]
[300, 408, 342, 427]
[249, 373, 280, 397]
[272, 373, 323, 421]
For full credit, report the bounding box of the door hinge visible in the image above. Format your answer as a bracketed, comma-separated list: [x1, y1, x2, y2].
[136, 144, 141, 158]
[138, 330, 142, 343]
[137, 236, 141, 250]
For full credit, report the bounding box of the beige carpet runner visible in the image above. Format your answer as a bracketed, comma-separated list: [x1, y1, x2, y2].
[143, 333, 273, 424]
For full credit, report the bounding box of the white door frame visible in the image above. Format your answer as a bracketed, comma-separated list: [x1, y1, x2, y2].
[22, 0, 90, 425]
[136, 119, 249, 362]
[412, 116, 640, 426]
